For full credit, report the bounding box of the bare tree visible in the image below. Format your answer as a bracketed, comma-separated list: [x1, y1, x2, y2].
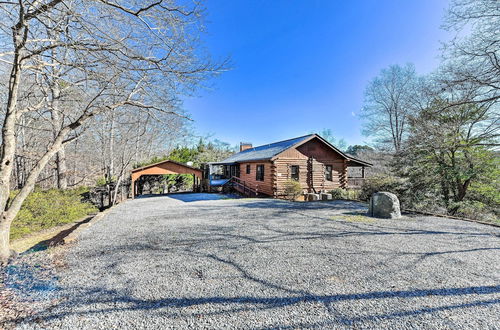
[441, 0, 500, 106]
[0, 0, 223, 263]
[360, 64, 422, 152]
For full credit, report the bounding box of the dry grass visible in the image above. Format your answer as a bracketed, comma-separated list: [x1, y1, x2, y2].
[330, 214, 376, 223]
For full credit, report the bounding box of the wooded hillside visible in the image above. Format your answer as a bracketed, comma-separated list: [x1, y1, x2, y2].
[359, 0, 499, 222]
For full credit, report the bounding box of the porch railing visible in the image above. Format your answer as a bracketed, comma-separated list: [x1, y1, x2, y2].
[347, 177, 365, 188]
[230, 176, 259, 197]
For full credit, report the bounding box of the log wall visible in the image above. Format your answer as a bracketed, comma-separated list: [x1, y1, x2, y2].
[237, 161, 275, 196]
[274, 138, 347, 195]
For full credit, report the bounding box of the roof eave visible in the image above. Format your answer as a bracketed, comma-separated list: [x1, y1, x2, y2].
[208, 161, 237, 165]
[131, 159, 201, 173]
[270, 134, 373, 167]
[215, 157, 273, 164]
[270, 134, 317, 161]
[346, 158, 373, 167]
[313, 135, 373, 167]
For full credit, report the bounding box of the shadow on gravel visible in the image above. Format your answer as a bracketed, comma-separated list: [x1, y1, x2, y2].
[235, 199, 367, 211]
[136, 193, 236, 203]
[167, 193, 237, 203]
[23, 215, 95, 253]
[70, 221, 498, 263]
[28, 239, 500, 326]
[31, 281, 500, 325]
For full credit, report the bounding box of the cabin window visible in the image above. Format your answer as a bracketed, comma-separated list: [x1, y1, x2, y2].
[246, 164, 251, 174]
[325, 165, 333, 181]
[256, 164, 264, 181]
[290, 165, 299, 181]
[235, 164, 240, 178]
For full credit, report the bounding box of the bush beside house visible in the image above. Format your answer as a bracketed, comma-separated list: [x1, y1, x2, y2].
[283, 180, 302, 201]
[328, 188, 361, 201]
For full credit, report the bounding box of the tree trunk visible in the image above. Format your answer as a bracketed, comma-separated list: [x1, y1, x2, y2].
[55, 148, 68, 189]
[0, 23, 26, 263]
[108, 113, 115, 183]
[0, 215, 14, 264]
[16, 117, 27, 189]
[112, 174, 123, 205]
[50, 76, 68, 190]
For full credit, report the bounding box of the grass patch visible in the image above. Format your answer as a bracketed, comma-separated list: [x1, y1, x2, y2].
[10, 187, 98, 240]
[331, 214, 376, 223]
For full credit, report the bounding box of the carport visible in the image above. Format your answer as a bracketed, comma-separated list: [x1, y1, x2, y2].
[131, 160, 203, 198]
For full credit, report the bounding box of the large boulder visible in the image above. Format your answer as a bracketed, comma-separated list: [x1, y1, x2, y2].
[368, 192, 401, 219]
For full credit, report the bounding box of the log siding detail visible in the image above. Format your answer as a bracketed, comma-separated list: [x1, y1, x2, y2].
[236, 161, 274, 196]
[272, 138, 348, 196]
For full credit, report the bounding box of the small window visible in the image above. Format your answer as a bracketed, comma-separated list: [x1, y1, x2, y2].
[290, 165, 299, 181]
[256, 164, 264, 181]
[246, 164, 251, 174]
[325, 165, 333, 181]
[235, 164, 240, 178]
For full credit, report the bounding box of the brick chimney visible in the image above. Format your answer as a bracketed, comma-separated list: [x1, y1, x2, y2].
[240, 142, 252, 152]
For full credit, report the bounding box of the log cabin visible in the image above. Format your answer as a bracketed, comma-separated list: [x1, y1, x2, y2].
[206, 134, 372, 197]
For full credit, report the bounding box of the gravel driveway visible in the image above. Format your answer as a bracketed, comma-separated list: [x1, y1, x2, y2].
[20, 193, 500, 329]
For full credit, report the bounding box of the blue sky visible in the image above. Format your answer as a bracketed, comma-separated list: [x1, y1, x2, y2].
[183, 0, 451, 148]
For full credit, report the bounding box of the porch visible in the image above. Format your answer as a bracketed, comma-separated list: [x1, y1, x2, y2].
[347, 160, 368, 189]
